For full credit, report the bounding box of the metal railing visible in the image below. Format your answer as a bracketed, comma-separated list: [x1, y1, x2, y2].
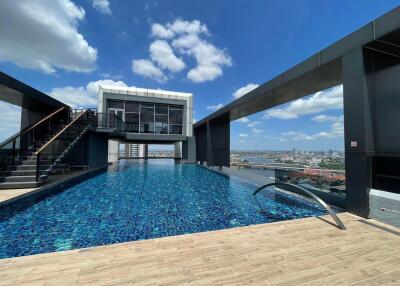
[0, 107, 69, 171]
[96, 113, 125, 132]
[34, 110, 96, 182]
[253, 182, 346, 230]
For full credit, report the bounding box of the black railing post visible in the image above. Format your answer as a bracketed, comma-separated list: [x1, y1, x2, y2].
[32, 128, 36, 148]
[35, 153, 40, 182]
[12, 139, 16, 164]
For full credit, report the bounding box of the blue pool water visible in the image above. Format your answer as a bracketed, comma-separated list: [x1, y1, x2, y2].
[0, 160, 328, 259]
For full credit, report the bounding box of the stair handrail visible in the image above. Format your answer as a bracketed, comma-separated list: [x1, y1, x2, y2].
[35, 110, 89, 155]
[0, 107, 66, 148]
[34, 110, 94, 182]
[253, 182, 346, 230]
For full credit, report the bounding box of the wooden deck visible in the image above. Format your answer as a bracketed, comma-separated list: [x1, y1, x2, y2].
[0, 213, 399, 285]
[0, 188, 36, 204]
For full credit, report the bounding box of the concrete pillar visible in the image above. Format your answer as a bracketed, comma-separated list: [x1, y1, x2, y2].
[194, 125, 207, 164]
[182, 137, 196, 163]
[124, 143, 129, 158]
[174, 142, 182, 159]
[108, 139, 119, 163]
[342, 47, 373, 218]
[206, 120, 230, 167]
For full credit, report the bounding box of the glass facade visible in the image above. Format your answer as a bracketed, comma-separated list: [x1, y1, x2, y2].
[107, 100, 183, 135]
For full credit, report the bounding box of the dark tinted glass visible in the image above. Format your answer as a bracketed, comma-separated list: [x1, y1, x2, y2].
[155, 104, 168, 115]
[108, 100, 124, 109]
[125, 113, 139, 122]
[155, 114, 168, 123]
[125, 113, 139, 132]
[169, 109, 182, 124]
[169, 124, 182, 134]
[125, 102, 139, 112]
[141, 103, 154, 108]
[155, 122, 168, 134]
[140, 122, 154, 133]
[140, 106, 154, 122]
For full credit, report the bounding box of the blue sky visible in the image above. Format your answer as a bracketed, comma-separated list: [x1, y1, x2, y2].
[0, 0, 399, 150]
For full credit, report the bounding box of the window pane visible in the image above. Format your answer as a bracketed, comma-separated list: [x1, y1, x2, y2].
[125, 113, 139, 121]
[155, 104, 168, 115]
[169, 105, 182, 110]
[140, 123, 154, 133]
[169, 124, 182, 134]
[140, 106, 154, 122]
[125, 113, 139, 132]
[141, 103, 154, 108]
[155, 122, 168, 134]
[169, 109, 182, 124]
[155, 114, 168, 123]
[108, 100, 124, 109]
[125, 102, 139, 112]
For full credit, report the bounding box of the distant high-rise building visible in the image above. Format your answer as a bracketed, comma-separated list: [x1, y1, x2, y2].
[128, 144, 148, 158]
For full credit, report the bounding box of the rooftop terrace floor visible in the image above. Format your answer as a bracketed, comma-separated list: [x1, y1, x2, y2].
[0, 212, 399, 285]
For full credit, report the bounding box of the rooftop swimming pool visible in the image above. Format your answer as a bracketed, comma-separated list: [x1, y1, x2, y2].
[0, 159, 329, 259]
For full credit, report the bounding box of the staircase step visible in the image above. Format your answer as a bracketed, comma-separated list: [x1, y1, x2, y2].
[15, 160, 51, 165]
[0, 175, 44, 183]
[0, 181, 42, 189]
[7, 165, 51, 171]
[0, 170, 37, 176]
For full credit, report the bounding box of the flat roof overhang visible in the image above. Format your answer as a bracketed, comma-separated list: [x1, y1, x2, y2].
[96, 129, 187, 144]
[195, 6, 400, 127]
[0, 71, 67, 111]
[125, 133, 187, 144]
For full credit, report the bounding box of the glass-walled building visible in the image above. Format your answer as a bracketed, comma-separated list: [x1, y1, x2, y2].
[97, 85, 195, 164]
[98, 86, 193, 137]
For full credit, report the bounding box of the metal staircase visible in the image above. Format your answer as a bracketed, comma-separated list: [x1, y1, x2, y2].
[0, 108, 95, 189]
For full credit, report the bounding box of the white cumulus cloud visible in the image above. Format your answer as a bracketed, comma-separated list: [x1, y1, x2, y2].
[134, 19, 231, 83]
[132, 59, 167, 83]
[49, 79, 128, 108]
[149, 40, 185, 73]
[311, 114, 341, 122]
[206, 103, 224, 111]
[251, 127, 263, 134]
[264, 85, 343, 119]
[247, 121, 261, 128]
[282, 115, 344, 141]
[233, 83, 259, 99]
[0, 0, 97, 74]
[239, 133, 248, 138]
[235, 117, 250, 123]
[173, 33, 232, 82]
[92, 0, 111, 14]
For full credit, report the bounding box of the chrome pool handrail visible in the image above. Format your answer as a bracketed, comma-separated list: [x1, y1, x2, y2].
[253, 182, 346, 230]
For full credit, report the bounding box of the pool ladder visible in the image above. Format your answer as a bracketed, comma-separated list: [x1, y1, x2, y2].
[253, 182, 346, 230]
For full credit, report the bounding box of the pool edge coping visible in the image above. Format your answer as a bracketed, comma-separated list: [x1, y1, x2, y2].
[0, 164, 110, 212]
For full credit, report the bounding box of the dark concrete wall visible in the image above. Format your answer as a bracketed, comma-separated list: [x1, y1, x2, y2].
[342, 47, 373, 218]
[343, 47, 400, 217]
[64, 131, 108, 169]
[87, 131, 108, 168]
[195, 127, 207, 163]
[182, 136, 196, 162]
[206, 120, 230, 167]
[20, 108, 47, 130]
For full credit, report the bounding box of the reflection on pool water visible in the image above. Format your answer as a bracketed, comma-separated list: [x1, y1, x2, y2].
[0, 159, 328, 259]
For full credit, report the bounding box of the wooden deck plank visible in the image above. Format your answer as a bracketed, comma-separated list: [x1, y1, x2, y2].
[0, 213, 399, 285]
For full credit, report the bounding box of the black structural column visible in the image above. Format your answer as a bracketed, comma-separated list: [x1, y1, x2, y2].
[342, 47, 374, 218]
[206, 119, 230, 167]
[194, 125, 207, 164]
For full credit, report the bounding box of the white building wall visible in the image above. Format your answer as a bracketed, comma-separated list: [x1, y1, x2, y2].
[108, 139, 119, 163]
